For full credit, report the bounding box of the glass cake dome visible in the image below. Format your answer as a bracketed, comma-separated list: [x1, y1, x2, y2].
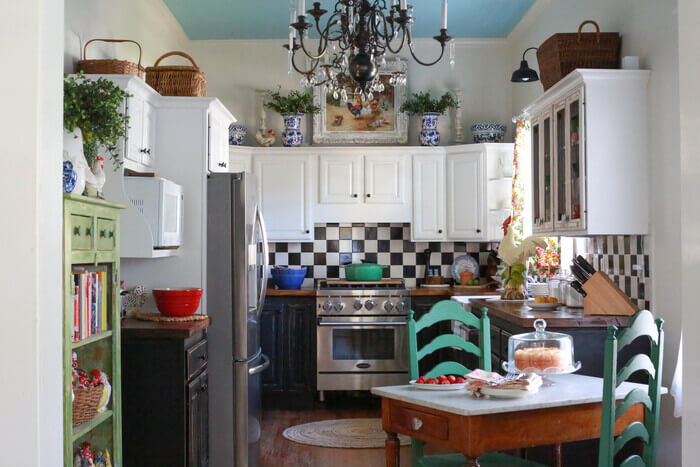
[503, 319, 581, 375]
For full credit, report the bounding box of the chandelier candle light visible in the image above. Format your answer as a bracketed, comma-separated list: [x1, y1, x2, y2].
[286, 0, 452, 99]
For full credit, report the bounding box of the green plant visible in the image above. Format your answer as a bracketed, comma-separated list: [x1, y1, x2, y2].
[264, 88, 320, 115]
[64, 72, 130, 168]
[399, 91, 458, 115]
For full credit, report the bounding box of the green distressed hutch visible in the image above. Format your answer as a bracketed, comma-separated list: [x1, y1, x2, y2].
[63, 194, 125, 466]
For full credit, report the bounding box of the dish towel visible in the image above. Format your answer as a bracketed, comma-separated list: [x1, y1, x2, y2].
[671, 334, 682, 418]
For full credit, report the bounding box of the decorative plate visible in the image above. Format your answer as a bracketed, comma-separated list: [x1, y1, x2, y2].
[409, 380, 468, 391]
[525, 300, 561, 311]
[451, 255, 480, 281]
[502, 361, 582, 376]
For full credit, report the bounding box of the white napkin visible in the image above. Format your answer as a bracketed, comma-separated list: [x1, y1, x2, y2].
[671, 334, 682, 418]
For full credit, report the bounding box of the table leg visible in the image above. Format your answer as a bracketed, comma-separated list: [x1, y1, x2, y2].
[385, 432, 399, 467]
[464, 457, 481, 467]
[550, 443, 562, 467]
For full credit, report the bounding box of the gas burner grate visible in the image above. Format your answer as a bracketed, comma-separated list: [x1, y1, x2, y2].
[319, 279, 405, 290]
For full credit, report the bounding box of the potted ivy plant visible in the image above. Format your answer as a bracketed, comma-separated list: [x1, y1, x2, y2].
[64, 73, 130, 195]
[264, 88, 320, 147]
[399, 91, 458, 146]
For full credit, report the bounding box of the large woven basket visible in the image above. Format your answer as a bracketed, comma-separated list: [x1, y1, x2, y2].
[77, 39, 144, 79]
[536, 21, 621, 91]
[72, 384, 104, 426]
[146, 51, 206, 97]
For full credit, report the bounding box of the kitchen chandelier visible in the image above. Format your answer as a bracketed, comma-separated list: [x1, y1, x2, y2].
[285, 0, 454, 99]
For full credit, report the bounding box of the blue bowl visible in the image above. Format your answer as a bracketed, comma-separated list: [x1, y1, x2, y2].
[271, 267, 307, 290]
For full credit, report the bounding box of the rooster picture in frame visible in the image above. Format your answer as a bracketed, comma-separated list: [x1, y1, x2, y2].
[312, 59, 408, 144]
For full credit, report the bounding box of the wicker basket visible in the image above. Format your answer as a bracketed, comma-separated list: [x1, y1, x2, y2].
[536, 20, 621, 91]
[77, 39, 144, 79]
[146, 51, 206, 97]
[72, 384, 104, 426]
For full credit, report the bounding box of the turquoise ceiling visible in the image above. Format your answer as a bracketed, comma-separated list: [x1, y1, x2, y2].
[163, 0, 535, 40]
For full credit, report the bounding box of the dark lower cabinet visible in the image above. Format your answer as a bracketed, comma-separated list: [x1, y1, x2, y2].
[122, 319, 211, 467]
[261, 297, 316, 407]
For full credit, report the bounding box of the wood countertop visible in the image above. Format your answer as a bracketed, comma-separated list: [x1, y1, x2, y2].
[468, 299, 633, 329]
[266, 288, 317, 297]
[121, 316, 211, 339]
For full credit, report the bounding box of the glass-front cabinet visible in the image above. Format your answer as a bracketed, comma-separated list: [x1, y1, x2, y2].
[531, 85, 586, 235]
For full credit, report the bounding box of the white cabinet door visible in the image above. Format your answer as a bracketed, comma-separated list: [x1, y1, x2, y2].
[141, 100, 156, 168]
[319, 154, 363, 204]
[125, 94, 145, 164]
[228, 147, 252, 173]
[254, 154, 314, 242]
[208, 112, 230, 172]
[364, 153, 406, 204]
[412, 153, 446, 241]
[447, 150, 485, 240]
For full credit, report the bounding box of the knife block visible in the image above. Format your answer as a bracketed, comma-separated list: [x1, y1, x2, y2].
[581, 272, 638, 316]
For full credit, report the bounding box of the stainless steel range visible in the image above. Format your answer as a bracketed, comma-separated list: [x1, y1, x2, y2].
[316, 280, 411, 400]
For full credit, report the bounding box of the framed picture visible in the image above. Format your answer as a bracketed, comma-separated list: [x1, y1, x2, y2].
[312, 59, 408, 144]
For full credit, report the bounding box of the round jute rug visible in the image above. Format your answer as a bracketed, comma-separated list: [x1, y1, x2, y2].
[282, 418, 411, 449]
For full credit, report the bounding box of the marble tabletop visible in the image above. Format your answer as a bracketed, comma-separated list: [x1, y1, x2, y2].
[371, 374, 667, 417]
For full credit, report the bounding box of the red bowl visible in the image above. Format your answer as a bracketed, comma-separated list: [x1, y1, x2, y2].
[152, 288, 203, 317]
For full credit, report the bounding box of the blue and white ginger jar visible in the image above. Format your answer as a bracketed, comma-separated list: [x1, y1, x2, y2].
[419, 112, 441, 146]
[63, 161, 77, 194]
[282, 113, 304, 147]
[471, 122, 507, 143]
[229, 124, 248, 145]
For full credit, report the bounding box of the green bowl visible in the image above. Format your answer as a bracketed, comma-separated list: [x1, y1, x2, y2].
[343, 263, 388, 281]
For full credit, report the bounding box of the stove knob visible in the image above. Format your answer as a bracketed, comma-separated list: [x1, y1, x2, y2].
[383, 301, 395, 312]
[322, 300, 333, 312]
[365, 299, 376, 311]
[395, 300, 408, 313]
[333, 301, 345, 312]
[353, 300, 364, 311]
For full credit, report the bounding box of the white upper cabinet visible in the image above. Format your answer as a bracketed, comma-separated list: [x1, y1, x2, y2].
[364, 152, 406, 204]
[140, 100, 157, 168]
[446, 149, 484, 240]
[254, 153, 314, 242]
[525, 70, 650, 236]
[228, 146, 252, 173]
[412, 152, 446, 241]
[319, 153, 363, 204]
[208, 106, 234, 173]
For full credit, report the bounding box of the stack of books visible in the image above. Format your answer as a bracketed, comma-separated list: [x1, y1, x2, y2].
[72, 269, 109, 342]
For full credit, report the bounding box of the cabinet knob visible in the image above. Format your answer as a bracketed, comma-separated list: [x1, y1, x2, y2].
[352, 194, 358, 198]
[74, 226, 82, 236]
[366, 193, 371, 198]
[199, 353, 207, 361]
[200, 383, 208, 393]
[147, 148, 151, 155]
[100, 229, 107, 238]
[411, 417, 423, 431]
[438, 229, 443, 234]
[218, 162, 227, 167]
[109, 231, 114, 239]
[476, 229, 481, 233]
[305, 230, 310, 234]
[86, 227, 93, 236]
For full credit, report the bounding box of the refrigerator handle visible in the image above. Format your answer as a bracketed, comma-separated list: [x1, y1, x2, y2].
[256, 206, 269, 313]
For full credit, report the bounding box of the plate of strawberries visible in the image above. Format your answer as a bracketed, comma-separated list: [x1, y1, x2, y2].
[409, 375, 468, 390]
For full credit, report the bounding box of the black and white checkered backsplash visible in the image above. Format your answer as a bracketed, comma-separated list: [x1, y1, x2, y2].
[574, 235, 651, 310]
[269, 223, 499, 289]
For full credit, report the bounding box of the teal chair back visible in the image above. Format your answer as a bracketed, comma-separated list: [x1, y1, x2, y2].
[408, 300, 491, 380]
[599, 310, 664, 467]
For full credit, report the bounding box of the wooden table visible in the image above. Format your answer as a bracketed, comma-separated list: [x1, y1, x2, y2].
[373, 374, 660, 467]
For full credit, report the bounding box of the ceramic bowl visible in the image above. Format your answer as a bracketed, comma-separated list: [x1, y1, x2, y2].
[152, 288, 203, 317]
[271, 267, 307, 289]
[229, 124, 248, 145]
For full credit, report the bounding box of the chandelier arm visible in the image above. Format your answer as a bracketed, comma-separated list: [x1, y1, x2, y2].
[296, 32, 329, 61]
[407, 31, 448, 67]
[385, 28, 406, 54]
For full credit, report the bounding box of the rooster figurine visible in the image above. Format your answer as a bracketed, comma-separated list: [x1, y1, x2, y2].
[497, 216, 547, 300]
[255, 128, 276, 147]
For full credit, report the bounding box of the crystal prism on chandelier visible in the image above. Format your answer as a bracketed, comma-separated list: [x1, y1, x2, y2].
[285, 0, 453, 96]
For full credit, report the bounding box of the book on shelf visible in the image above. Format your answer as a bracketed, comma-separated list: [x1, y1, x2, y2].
[71, 269, 109, 342]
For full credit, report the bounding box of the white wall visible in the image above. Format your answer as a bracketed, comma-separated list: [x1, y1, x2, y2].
[678, 0, 700, 463]
[189, 39, 514, 146]
[64, 0, 190, 74]
[509, 1, 682, 464]
[0, 0, 64, 464]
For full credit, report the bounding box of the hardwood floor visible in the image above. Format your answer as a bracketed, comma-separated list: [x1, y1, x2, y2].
[260, 396, 415, 467]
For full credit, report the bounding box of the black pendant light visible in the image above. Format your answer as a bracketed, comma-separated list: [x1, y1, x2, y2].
[511, 47, 539, 83]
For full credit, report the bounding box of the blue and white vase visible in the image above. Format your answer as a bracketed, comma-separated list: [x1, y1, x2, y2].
[282, 113, 304, 147]
[63, 161, 77, 194]
[229, 124, 248, 145]
[419, 112, 440, 146]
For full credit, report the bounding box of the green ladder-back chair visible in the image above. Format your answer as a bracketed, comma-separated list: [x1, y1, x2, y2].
[407, 300, 544, 467]
[599, 310, 664, 467]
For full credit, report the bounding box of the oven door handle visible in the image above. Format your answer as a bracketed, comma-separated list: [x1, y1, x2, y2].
[318, 321, 407, 326]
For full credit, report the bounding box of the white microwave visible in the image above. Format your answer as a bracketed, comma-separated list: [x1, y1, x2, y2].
[124, 176, 184, 248]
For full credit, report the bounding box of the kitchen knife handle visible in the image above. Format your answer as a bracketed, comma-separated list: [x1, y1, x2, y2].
[576, 255, 597, 275]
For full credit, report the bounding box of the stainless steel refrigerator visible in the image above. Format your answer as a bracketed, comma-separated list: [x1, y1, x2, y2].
[208, 172, 269, 467]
